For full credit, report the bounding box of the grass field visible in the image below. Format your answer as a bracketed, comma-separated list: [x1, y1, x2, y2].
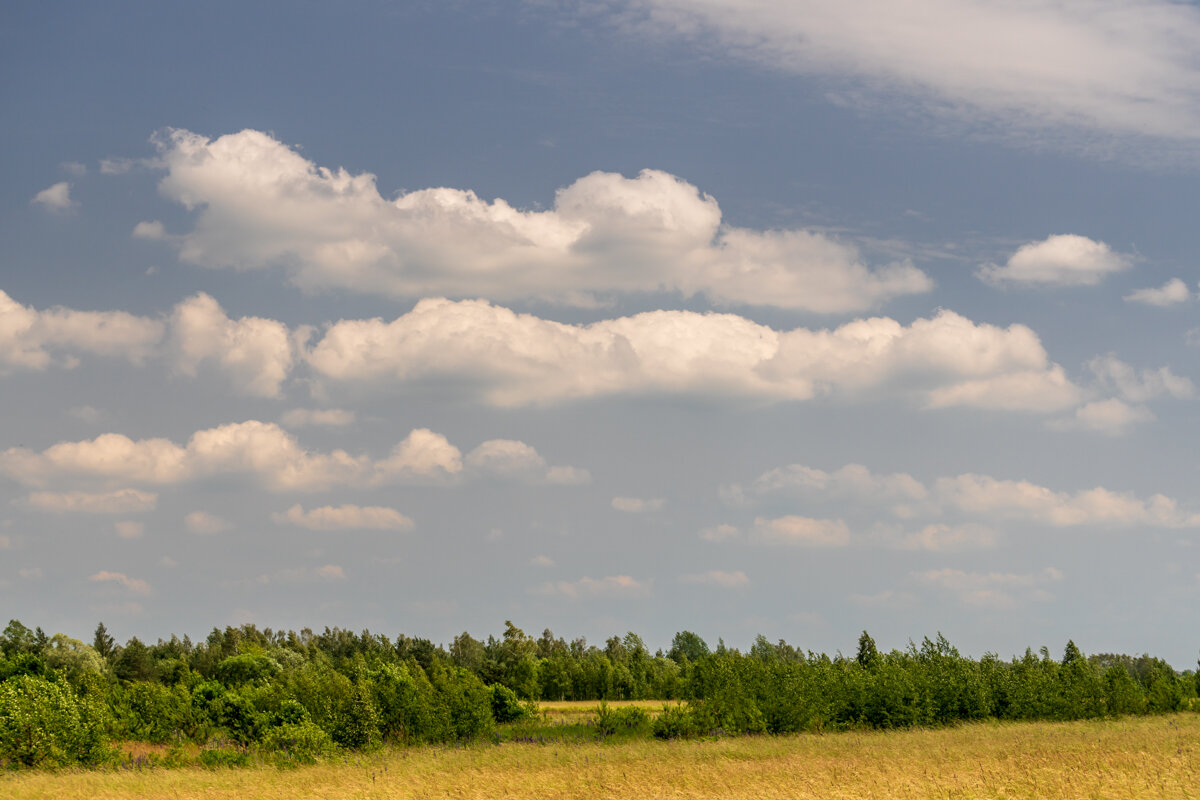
[4, 711, 1198, 799]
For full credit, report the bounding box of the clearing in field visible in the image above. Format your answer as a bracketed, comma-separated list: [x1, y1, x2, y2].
[3, 711, 1198, 799]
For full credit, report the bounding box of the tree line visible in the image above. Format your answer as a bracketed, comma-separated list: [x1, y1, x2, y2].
[1, 619, 1197, 768]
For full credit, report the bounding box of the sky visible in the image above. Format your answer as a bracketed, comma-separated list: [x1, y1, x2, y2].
[3, 0, 1200, 667]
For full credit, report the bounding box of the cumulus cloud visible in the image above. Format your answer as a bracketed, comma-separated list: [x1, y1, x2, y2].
[113, 520, 144, 539]
[935, 474, 1200, 528]
[26, 489, 157, 514]
[532, 574, 650, 599]
[0, 422, 578, 495]
[679, 569, 749, 588]
[279, 408, 355, 428]
[611, 496, 665, 513]
[885, 523, 998, 552]
[272, 503, 414, 531]
[1086, 355, 1194, 403]
[465, 439, 590, 485]
[698, 523, 740, 541]
[184, 511, 231, 534]
[148, 128, 930, 312]
[32, 182, 73, 212]
[913, 566, 1062, 609]
[306, 298, 1079, 412]
[1049, 398, 1156, 436]
[613, 0, 1200, 149]
[168, 293, 294, 397]
[753, 515, 851, 547]
[90, 570, 151, 595]
[978, 235, 1131, 287]
[1125, 277, 1192, 306]
[0, 290, 164, 372]
[737, 459, 1200, 529]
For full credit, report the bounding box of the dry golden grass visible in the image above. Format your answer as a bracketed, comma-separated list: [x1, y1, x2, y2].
[536, 699, 672, 724]
[4, 713, 1199, 799]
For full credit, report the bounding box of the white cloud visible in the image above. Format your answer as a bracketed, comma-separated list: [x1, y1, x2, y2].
[272, 503, 414, 531]
[184, 511, 231, 534]
[26, 489, 157, 514]
[531, 554, 555, 567]
[698, 523, 739, 541]
[935, 474, 1200, 528]
[679, 569, 749, 588]
[32, 182, 73, 212]
[306, 298, 1078, 412]
[1, 423, 578, 494]
[465, 439, 590, 484]
[90, 570, 151, 595]
[279, 408, 356, 428]
[61, 162, 87, 177]
[611, 496, 665, 513]
[150, 128, 930, 312]
[0, 421, 458, 492]
[532, 574, 650, 599]
[168, 293, 294, 397]
[888, 523, 998, 552]
[252, 565, 346, 585]
[1050, 398, 1156, 436]
[732, 462, 928, 516]
[736, 458, 1200, 529]
[913, 566, 1062, 609]
[616, 0, 1200, 148]
[978, 235, 1131, 287]
[0, 289, 164, 372]
[1125, 277, 1192, 306]
[753, 515, 850, 547]
[113, 520, 144, 539]
[132, 220, 168, 240]
[67, 406, 103, 424]
[1086, 355, 1194, 403]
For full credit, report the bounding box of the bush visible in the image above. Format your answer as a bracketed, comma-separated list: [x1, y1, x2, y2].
[0, 674, 111, 767]
[652, 704, 696, 739]
[260, 720, 336, 764]
[198, 745, 251, 768]
[490, 684, 529, 723]
[594, 702, 650, 736]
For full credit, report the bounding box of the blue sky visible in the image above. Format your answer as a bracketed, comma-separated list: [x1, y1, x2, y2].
[3, 0, 1200, 667]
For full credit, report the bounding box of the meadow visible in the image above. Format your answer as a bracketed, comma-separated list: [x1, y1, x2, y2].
[4, 710, 1198, 800]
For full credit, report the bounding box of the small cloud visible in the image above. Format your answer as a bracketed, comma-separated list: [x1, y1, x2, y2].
[159, 556, 178, 568]
[61, 162, 87, 176]
[113, 520, 144, 540]
[1050, 398, 1155, 436]
[486, 528, 504, 541]
[19, 567, 43, 580]
[132, 220, 168, 240]
[851, 589, 915, 608]
[699, 523, 740, 542]
[1124, 277, 1191, 306]
[185, 511, 231, 534]
[978, 235, 1130, 287]
[32, 182, 74, 212]
[28, 489, 157, 514]
[315, 564, 345, 580]
[0, 535, 10, 550]
[531, 554, 555, 567]
[252, 565, 346, 585]
[90, 570, 151, 595]
[611, 496, 665, 513]
[532, 574, 649, 599]
[895, 523, 998, 552]
[272, 504, 414, 531]
[679, 569, 748, 588]
[279, 408, 355, 428]
[753, 516, 850, 547]
[544, 465, 592, 485]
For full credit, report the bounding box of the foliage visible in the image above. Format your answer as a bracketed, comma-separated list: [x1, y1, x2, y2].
[0, 675, 111, 767]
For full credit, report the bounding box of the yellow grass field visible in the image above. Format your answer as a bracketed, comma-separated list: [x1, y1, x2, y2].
[4, 712, 1198, 799]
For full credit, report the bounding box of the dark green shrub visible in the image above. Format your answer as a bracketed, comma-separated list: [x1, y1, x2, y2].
[198, 745, 251, 768]
[330, 682, 380, 749]
[651, 703, 696, 739]
[215, 653, 281, 687]
[490, 684, 529, 723]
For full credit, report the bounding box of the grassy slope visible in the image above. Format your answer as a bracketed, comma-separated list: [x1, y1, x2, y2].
[4, 713, 1199, 799]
